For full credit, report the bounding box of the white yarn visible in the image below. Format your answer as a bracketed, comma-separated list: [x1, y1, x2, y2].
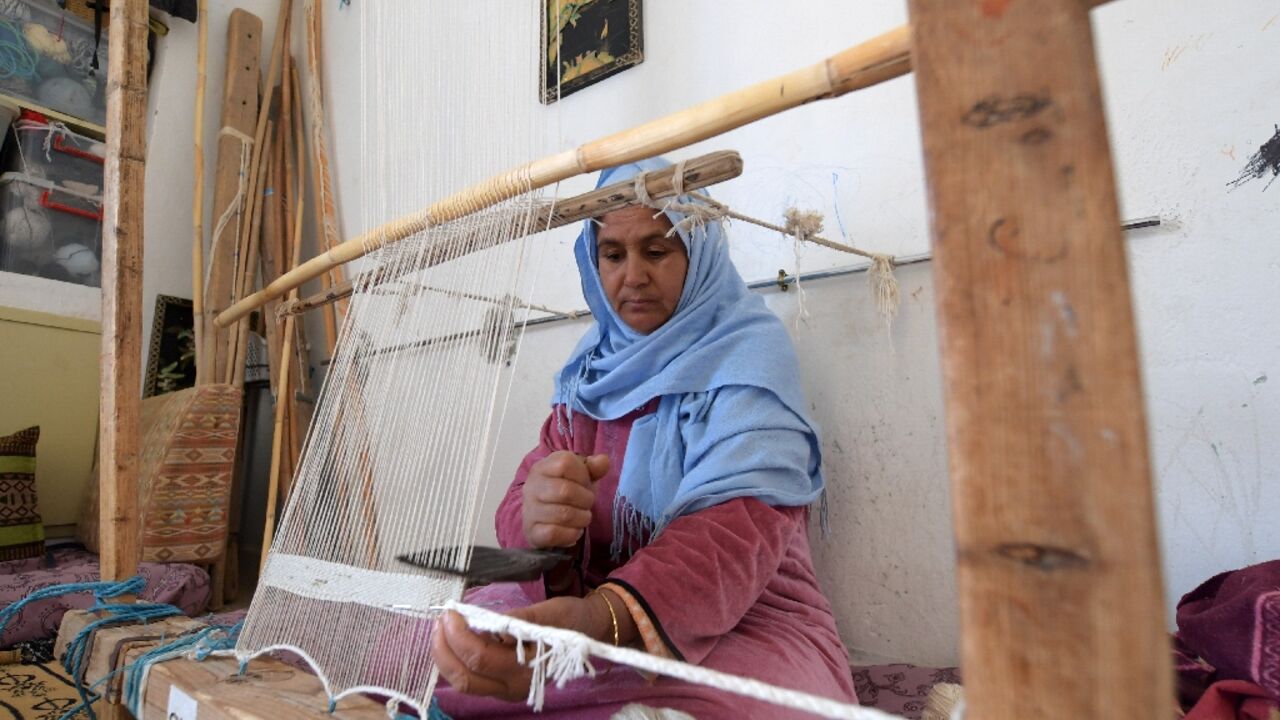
[3, 205, 51, 250]
[448, 602, 908, 720]
[54, 242, 99, 277]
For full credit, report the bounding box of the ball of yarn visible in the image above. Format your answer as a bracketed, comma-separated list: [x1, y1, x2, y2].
[53, 243, 99, 277]
[3, 205, 51, 250]
[37, 77, 93, 118]
[23, 23, 71, 63]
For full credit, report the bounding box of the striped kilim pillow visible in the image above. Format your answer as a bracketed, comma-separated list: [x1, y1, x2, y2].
[0, 426, 44, 561]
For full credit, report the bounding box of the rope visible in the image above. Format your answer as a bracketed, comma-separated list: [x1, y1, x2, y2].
[0, 19, 37, 80]
[784, 208, 822, 326]
[0, 575, 146, 637]
[206, 126, 256, 307]
[447, 601, 910, 720]
[60, 602, 188, 720]
[629, 176, 902, 326]
[121, 621, 243, 718]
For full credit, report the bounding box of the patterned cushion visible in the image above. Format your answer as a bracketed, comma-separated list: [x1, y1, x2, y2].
[78, 385, 241, 563]
[0, 426, 44, 561]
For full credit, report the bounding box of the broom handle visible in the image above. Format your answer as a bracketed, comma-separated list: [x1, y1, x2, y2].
[217, 24, 911, 329]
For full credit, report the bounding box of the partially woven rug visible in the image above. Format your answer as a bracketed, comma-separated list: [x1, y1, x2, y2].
[0, 659, 87, 720]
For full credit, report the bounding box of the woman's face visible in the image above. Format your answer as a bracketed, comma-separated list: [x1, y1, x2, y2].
[595, 206, 689, 334]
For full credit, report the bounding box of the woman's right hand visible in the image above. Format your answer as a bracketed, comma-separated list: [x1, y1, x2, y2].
[521, 451, 610, 549]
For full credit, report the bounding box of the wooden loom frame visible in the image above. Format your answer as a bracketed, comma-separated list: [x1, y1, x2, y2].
[99, 1, 1173, 718]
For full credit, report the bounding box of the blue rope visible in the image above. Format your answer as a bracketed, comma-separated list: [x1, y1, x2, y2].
[0, 19, 37, 81]
[0, 575, 146, 639]
[60, 602, 186, 720]
[392, 700, 451, 720]
[120, 621, 243, 718]
[0, 574, 193, 720]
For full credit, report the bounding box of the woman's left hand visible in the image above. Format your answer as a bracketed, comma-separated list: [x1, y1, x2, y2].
[432, 596, 607, 701]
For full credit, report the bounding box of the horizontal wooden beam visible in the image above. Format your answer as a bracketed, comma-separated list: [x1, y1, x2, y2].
[277, 150, 744, 317]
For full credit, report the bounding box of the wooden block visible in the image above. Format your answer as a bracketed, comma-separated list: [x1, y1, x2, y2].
[55, 610, 206, 702]
[907, 1, 1173, 718]
[139, 655, 387, 720]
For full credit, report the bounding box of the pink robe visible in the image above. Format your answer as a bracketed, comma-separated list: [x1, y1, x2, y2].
[435, 404, 856, 719]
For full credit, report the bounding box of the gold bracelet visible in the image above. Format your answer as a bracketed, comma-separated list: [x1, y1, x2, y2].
[591, 589, 620, 646]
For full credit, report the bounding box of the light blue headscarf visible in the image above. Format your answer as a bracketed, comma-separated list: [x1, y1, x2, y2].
[552, 158, 824, 557]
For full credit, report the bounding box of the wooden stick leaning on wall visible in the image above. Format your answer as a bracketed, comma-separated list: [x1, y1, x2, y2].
[206, 10, 261, 380]
[284, 57, 306, 488]
[231, 122, 273, 390]
[279, 150, 745, 317]
[191, 0, 209, 385]
[304, 0, 347, 340]
[225, 0, 292, 386]
[260, 116, 286, 396]
[907, 1, 1172, 718]
[263, 55, 316, 566]
[216, 24, 912, 328]
[99, 0, 149, 585]
[287, 58, 316, 476]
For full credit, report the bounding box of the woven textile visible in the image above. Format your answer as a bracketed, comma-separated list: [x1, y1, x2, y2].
[0, 426, 44, 561]
[79, 385, 241, 563]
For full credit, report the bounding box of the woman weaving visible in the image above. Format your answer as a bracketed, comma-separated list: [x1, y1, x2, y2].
[433, 159, 857, 718]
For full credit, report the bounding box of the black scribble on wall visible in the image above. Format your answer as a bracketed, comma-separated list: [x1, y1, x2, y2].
[1228, 124, 1280, 191]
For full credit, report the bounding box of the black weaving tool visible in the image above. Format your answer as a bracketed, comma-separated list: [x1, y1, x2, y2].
[397, 546, 568, 585]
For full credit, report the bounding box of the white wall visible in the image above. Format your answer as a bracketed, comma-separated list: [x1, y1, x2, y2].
[139, 0, 1276, 668]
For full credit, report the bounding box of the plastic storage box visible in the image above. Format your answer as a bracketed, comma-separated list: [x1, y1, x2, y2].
[0, 0, 110, 126]
[3, 110, 105, 192]
[0, 171, 102, 287]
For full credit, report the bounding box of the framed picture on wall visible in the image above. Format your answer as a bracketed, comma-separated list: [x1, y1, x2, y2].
[541, 0, 644, 104]
[143, 295, 196, 397]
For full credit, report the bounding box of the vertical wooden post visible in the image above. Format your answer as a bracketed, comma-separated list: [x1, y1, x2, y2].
[908, 2, 1173, 718]
[99, 0, 150, 583]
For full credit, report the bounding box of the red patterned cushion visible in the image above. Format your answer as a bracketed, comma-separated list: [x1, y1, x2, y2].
[78, 386, 241, 563]
[0, 426, 44, 561]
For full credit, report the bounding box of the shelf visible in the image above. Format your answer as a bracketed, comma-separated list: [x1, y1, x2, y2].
[0, 93, 106, 139]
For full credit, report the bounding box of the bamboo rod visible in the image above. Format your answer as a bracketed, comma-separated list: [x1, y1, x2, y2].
[279, 150, 745, 317]
[216, 24, 912, 328]
[284, 51, 312, 484]
[261, 126, 308, 573]
[261, 312, 294, 570]
[191, 0, 209, 386]
[261, 119, 286, 396]
[304, 0, 348, 327]
[232, 122, 273, 389]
